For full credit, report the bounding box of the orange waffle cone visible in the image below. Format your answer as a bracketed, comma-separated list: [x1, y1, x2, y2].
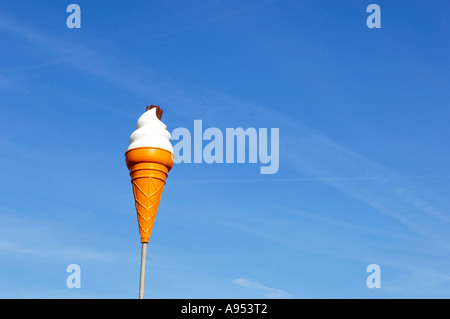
[125, 147, 174, 243]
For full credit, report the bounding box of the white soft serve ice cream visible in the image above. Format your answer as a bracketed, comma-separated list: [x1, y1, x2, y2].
[127, 106, 173, 153]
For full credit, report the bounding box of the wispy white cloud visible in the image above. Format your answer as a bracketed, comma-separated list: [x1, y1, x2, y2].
[205, 94, 450, 253]
[0, 238, 110, 261]
[381, 269, 450, 297]
[147, 0, 280, 40]
[0, 213, 127, 263]
[233, 278, 291, 298]
[170, 175, 450, 185]
[0, 59, 63, 93]
[0, 15, 156, 99]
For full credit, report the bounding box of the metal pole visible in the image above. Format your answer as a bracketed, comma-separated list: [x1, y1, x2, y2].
[139, 242, 147, 299]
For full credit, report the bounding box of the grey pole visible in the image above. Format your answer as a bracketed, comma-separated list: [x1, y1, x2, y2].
[139, 242, 148, 299]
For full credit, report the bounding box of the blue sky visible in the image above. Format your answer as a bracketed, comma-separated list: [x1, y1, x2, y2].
[0, 0, 449, 298]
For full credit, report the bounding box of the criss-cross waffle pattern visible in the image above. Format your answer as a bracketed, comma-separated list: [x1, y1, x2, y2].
[132, 177, 166, 242]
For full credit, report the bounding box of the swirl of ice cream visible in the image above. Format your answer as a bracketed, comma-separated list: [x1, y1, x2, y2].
[127, 106, 173, 153]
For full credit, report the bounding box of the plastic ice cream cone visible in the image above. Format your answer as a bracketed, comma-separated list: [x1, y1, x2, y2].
[126, 105, 174, 299]
[126, 147, 174, 243]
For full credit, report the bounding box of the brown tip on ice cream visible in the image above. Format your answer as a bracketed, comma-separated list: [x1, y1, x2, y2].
[146, 105, 163, 120]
